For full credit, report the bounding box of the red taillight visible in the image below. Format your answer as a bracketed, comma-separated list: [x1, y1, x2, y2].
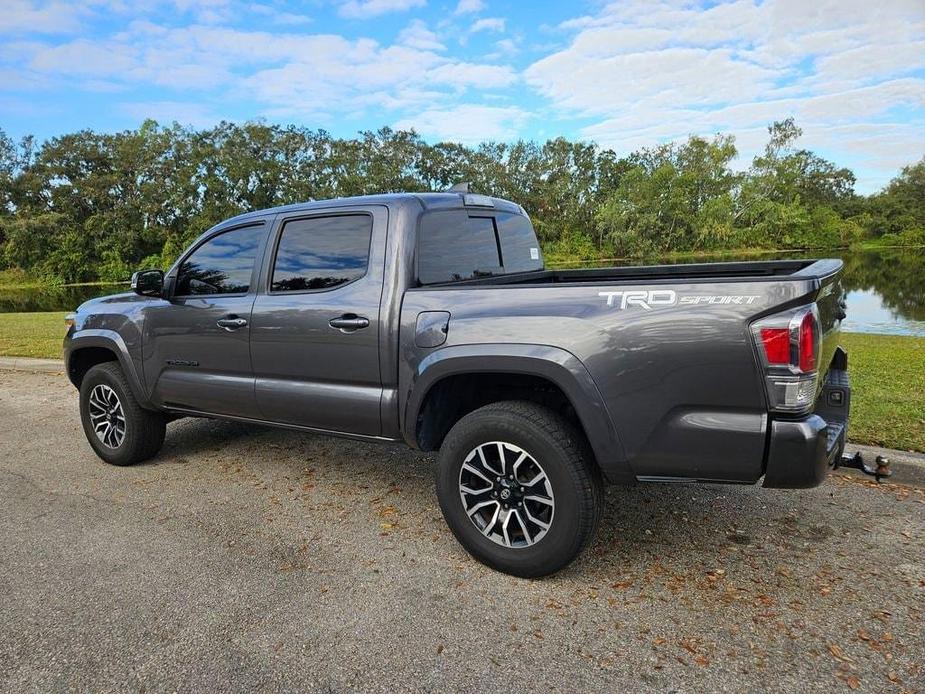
[751, 305, 820, 413]
[760, 328, 790, 364]
[799, 311, 816, 372]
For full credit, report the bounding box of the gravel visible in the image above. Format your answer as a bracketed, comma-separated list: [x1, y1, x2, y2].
[1, 371, 922, 692]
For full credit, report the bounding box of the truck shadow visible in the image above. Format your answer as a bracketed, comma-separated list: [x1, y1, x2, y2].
[152, 416, 850, 582]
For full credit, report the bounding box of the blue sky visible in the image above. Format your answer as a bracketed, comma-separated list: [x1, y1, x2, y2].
[1, 0, 923, 192]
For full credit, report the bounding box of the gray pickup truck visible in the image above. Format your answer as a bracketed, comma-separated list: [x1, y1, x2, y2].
[64, 190, 853, 576]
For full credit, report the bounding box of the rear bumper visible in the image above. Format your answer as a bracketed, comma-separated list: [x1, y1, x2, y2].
[762, 348, 850, 489]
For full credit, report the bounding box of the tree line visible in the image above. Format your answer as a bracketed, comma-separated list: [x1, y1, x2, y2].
[0, 118, 922, 283]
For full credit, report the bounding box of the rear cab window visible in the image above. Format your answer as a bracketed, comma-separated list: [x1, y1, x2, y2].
[417, 207, 543, 285]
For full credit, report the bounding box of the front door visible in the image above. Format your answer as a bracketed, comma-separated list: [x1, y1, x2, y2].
[143, 223, 268, 418]
[249, 208, 385, 436]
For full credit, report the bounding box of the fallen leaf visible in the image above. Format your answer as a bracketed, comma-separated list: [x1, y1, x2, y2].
[828, 644, 853, 663]
[836, 673, 861, 690]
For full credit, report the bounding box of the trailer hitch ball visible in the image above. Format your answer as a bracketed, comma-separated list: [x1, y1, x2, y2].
[874, 455, 891, 480]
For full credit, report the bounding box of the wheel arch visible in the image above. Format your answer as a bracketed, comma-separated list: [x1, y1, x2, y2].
[403, 344, 632, 484]
[66, 330, 151, 408]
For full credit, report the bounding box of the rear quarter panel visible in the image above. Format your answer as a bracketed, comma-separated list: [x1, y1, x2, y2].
[401, 277, 820, 483]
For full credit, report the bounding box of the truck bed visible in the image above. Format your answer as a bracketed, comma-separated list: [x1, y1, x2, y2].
[422, 259, 841, 288]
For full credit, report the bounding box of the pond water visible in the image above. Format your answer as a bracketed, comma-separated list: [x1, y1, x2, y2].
[0, 282, 128, 314]
[1, 247, 922, 336]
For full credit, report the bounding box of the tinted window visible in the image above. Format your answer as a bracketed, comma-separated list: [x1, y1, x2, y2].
[271, 214, 372, 292]
[175, 225, 264, 296]
[418, 211, 502, 284]
[497, 212, 543, 273]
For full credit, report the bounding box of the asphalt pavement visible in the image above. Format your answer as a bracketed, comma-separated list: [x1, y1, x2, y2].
[1, 370, 922, 692]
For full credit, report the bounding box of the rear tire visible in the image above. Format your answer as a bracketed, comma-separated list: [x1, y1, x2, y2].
[79, 362, 166, 466]
[436, 401, 603, 578]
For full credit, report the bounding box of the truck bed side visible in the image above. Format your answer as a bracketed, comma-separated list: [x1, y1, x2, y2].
[398, 269, 840, 485]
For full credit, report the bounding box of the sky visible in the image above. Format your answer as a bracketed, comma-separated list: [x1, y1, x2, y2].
[1, 0, 923, 193]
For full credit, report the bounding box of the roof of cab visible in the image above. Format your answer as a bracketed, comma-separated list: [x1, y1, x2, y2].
[215, 192, 523, 228]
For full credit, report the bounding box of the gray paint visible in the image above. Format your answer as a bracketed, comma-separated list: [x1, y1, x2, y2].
[64, 192, 847, 487]
[414, 312, 450, 348]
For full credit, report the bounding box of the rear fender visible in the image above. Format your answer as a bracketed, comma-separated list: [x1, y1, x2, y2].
[403, 343, 632, 483]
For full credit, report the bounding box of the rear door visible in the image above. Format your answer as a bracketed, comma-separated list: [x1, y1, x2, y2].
[143, 222, 268, 417]
[249, 206, 386, 435]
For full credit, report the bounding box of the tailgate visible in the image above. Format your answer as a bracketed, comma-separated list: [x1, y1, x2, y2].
[803, 260, 847, 383]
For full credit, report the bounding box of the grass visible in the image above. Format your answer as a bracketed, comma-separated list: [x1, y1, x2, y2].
[0, 311, 67, 359]
[838, 333, 925, 453]
[1, 311, 922, 452]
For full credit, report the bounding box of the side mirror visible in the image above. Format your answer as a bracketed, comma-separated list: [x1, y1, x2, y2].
[131, 269, 164, 297]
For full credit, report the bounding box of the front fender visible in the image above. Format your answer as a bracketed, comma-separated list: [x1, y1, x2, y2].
[65, 329, 151, 408]
[402, 343, 633, 484]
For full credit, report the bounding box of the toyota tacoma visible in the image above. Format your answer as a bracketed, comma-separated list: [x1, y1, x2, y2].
[64, 190, 852, 577]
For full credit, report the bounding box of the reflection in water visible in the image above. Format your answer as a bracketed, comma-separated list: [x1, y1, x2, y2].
[2, 247, 923, 336]
[0, 283, 127, 313]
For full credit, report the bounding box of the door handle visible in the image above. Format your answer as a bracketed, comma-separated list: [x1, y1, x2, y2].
[329, 314, 370, 332]
[216, 316, 248, 331]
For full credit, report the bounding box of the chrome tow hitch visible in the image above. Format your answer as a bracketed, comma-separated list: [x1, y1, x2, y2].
[835, 452, 892, 482]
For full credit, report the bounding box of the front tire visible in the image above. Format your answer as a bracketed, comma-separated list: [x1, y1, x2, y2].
[79, 362, 166, 466]
[436, 401, 603, 578]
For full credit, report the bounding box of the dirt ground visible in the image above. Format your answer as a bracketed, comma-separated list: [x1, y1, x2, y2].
[1, 370, 922, 692]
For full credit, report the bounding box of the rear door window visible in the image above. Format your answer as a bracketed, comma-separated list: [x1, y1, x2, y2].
[271, 214, 372, 292]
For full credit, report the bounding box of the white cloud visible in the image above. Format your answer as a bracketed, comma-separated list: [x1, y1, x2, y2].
[492, 38, 518, 55]
[14, 17, 518, 129]
[395, 104, 527, 142]
[426, 62, 515, 89]
[471, 17, 504, 33]
[398, 19, 444, 51]
[453, 0, 485, 15]
[338, 0, 426, 20]
[247, 4, 313, 26]
[0, 0, 85, 34]
[528, 0, 925, 190]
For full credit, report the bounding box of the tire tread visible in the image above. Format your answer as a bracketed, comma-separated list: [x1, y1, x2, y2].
[437, 400, 603, 577]
[80, 362, 165, 465]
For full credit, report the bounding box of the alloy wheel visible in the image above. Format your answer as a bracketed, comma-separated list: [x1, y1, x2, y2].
[458, 441, 555, 548]
[88, 384, 126, 449]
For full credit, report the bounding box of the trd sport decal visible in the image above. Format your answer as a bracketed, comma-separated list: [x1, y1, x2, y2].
[598, 290, 760, 310]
